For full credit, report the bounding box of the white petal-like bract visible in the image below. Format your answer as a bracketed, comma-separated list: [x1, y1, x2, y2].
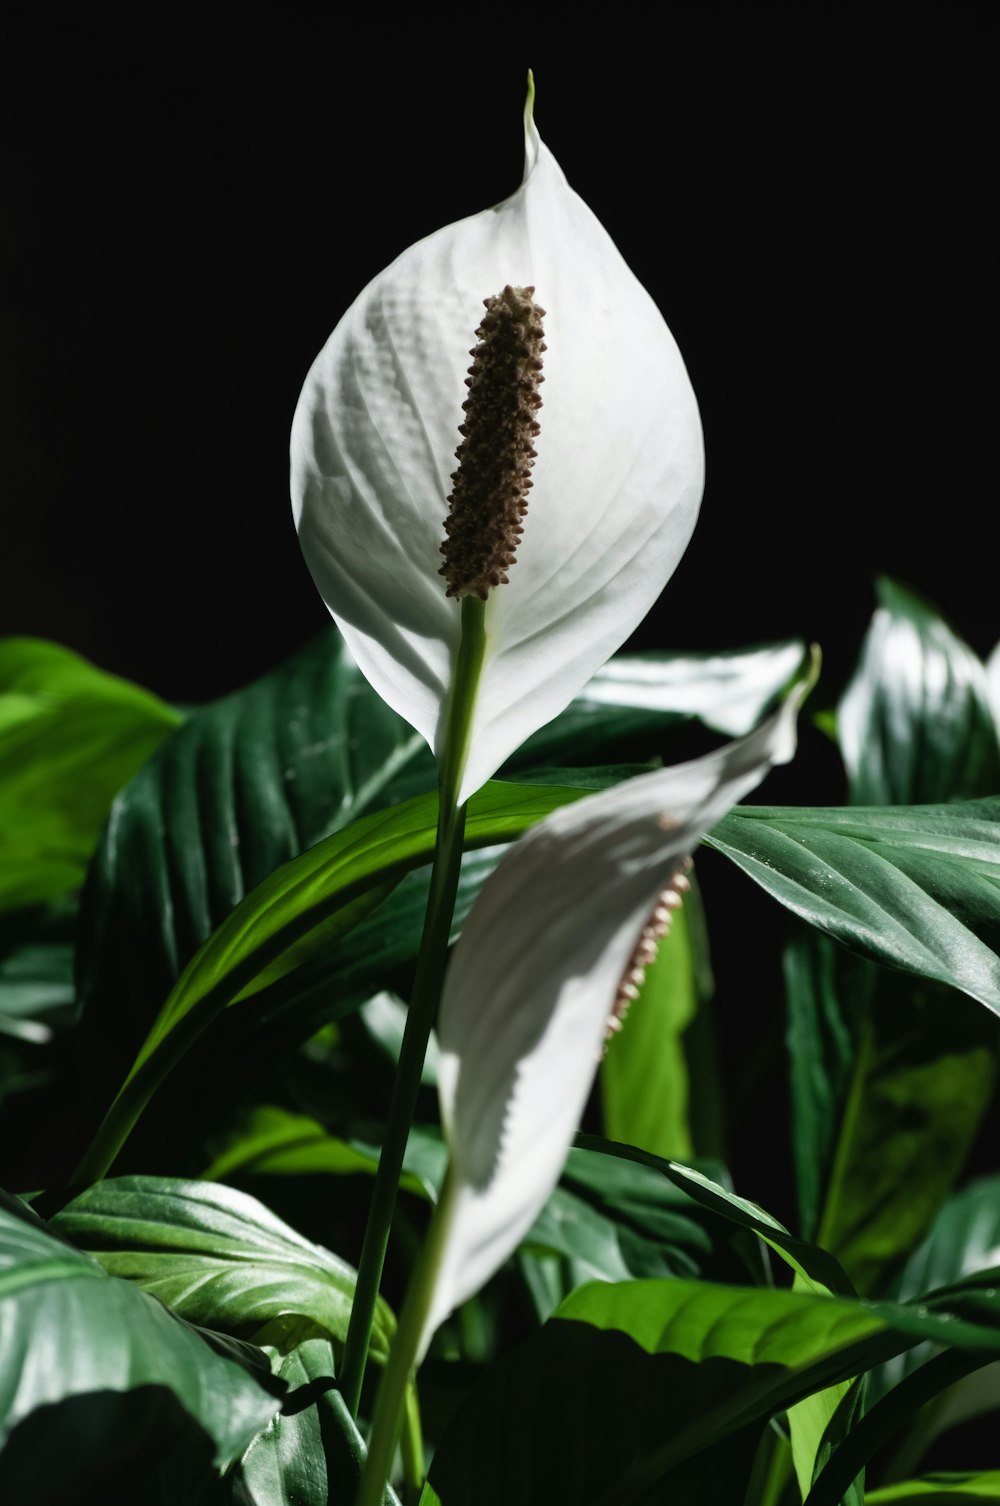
[418, 660, 815, 1352]
[291, 107, 704, 803]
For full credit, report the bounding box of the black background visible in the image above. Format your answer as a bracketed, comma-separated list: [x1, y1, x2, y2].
[2, 8, 994, 709]
[2, 11, 997, 1271]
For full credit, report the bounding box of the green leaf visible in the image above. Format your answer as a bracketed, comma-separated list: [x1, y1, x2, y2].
[52, 1176, 396, 1364]
[787, 582, 1000, 1298]
[138, 848, 510, 1171]
[74, 779, 599, 1184]
[0, 638, 180, 912]
[784, 926, 861, 1240]
[75, 631, 802, 1121]
[815, 970, 997, 1294]
[838, 578, 1000, 807]
[892, 1174, 1000, 1305]
[705, 800, 1000, 1014]
[225, 1329, 401, 1506]
[600, 876, 719, 1161]
[568, 1122, 856, 1504]
[0, 903, 79, 1189]
[0, 1190, 280, 1501]
[75, 628, 429, 1117]
[866, 1473, 1000, 1502]
[522, 1145, 761, 1317]
[790, 1372, 865, 1506]
[574, 1132, 853, 1296]
[515, 639, 807, 764]
[872, 1174, 1000, 1429]
[426, 1274, 1000, 1506]
[803, 1351, 997, 1506]
[201, 1104, 444, 1202]
[0, 901, 75, 1045]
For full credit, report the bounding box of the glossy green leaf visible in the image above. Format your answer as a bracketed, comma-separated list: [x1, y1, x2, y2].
[523, 1145, 760, 1317]
[838, 578, 1000, 807]
[226, 1327, 401, 1506]
[804, 1350, 997, 1506]
[589, 1108, 856, 1502]
[75, 631, 802, 1117]
[201, 1104, 444, 1203]
[892, 1175, 1000, 1305]
[0, 902, 75, 1045]
[74, 779, 599, 1184]
[574, 1131, 852, 1296]
[0, 1190, 280, 1501]
[0, 638, 180, 912]
[788, 582, 1000, 1299]
[871, 1173, 1000, 1436]
[0, 903, 79, 1190]
[706, 800, 1000, 1014]
[516, 639, 806, 764]
[867, 1473, 1000, 1502]
[816, 971, 997, 1294]
[75, 629, 428, 1115]
[600, 876, 720, 1161]
[52, 1176, 396, 1364]
[133, 849, 509, 1171]
[784, 927, 861, 1240]
[791, 1371, 865, 1506]
[426, 1273, 1000, 1506]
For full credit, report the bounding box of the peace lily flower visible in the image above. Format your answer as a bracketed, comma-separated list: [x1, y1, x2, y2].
[357, 658, 816, 1504]
[291, 83, 704, 804]
[423, 661, 813, 1346]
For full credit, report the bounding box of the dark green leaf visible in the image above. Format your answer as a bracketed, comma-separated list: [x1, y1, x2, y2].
[76, 629, 803, 1125]
[515, 640, 807, 765]
[52, 1176, 396, 1364]
[838, 578, 1000, 807]
[202, 1104, 410, 1184]
[872, 1174, 1000, 1412]
[0, 1190, 280, 1501]
[426, 1274, 1000, 1506]
[574, 1132, 853, 1296]
[76, 629, 428, 1115]
[788, 582, 1000, 1296]
[784, 927, 861, 1240]
[706, 800, 1000, 1014]
[815, 972, 997, 1294]
[0, 902, 76, 1045]
[523, 1144, 760, 1315]
[804, 1351, 997, 1506]
[866, 1473, 1000, 1502]
[74, 779, 599, 1184]
[0, 638, 180, 911]
[227, 1327, 400, 1506]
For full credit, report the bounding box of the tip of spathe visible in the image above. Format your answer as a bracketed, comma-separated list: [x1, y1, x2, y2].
[522, 69, 540, 182]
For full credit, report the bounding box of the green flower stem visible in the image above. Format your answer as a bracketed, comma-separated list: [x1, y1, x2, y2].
[400, 1383, 425, 1502]
[356, 1169, 457, 1506]
[339, 597, 486, 1419]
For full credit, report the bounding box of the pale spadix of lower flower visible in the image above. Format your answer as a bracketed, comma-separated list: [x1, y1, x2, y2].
[290, 90, 704, 806]
[417, 654, 817, 1356]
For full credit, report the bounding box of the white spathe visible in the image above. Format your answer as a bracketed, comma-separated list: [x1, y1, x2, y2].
[418, 660, 814, 1354]
[291, 105, 704, 805]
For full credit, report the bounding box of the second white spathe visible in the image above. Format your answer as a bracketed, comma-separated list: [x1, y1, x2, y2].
[418, 654, 816, 1354]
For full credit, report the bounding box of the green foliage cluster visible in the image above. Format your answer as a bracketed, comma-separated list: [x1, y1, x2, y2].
[3, 580, 1000, 1503]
